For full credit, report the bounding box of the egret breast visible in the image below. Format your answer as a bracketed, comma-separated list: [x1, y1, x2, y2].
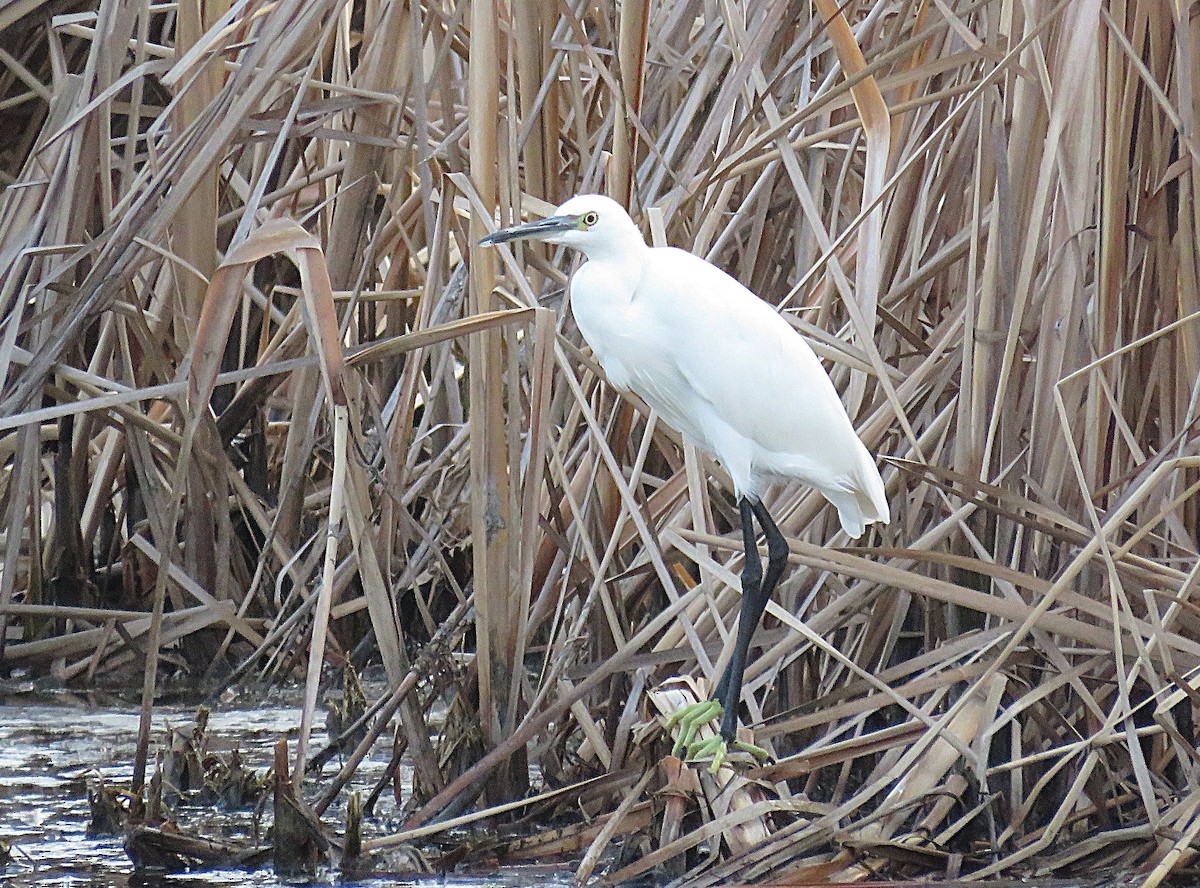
[569, 259, 717, 450]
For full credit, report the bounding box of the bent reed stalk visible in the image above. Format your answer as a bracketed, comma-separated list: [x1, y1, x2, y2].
[0, 0, 1197, 882]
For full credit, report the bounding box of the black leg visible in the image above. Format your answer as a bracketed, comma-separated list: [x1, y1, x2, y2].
[751, 499, 790, 603]
[713, 497, 789, 743]
[714, 498, 760, 705]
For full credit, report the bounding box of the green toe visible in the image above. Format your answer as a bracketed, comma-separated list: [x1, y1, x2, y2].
[662, 699, 724, 760]
[686, 735, 726, 760]
[732, 739, 770, 761]
[661, 700, 771, 769]
[664, 699, 721, 730]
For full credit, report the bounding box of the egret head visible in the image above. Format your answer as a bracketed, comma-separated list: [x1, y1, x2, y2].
[480, 194, 645, 259]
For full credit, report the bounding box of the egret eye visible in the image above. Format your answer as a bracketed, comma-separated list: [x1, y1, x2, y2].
[582, 211, 599, 227]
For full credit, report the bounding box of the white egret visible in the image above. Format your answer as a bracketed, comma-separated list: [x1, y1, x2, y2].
[481, 194, 889, 767]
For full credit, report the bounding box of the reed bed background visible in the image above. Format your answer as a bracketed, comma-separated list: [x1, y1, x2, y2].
[1, 0, 1199, 882]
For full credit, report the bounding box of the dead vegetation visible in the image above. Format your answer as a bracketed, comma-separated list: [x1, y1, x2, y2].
[1, 0, 1199, 883]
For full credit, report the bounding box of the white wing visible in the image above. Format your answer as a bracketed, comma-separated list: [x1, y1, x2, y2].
[569, 246, 888, 533]
[637, 250, 861, 458]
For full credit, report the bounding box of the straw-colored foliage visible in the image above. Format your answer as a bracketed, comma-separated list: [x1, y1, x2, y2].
[1, 0, 1198, 881]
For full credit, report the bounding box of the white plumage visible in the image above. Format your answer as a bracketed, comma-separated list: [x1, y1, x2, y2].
[481, 193, 889, 763]
[489, 193, 887, 537]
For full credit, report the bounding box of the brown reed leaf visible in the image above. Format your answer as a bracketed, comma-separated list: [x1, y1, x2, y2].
[0, 0, 1196, 881]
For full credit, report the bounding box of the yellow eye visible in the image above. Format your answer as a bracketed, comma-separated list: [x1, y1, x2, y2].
[582, 211, 599, 227]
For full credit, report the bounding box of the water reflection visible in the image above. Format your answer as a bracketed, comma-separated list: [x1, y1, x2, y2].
[0, 691, 531, 888]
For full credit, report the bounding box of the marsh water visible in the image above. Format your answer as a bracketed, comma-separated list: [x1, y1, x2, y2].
[0, 689, 1141, 888]
[0, 687, 571, 888]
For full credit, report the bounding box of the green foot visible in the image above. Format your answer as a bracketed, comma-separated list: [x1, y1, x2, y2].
[662, 702, 771, 772]
[663, 699, 721, 759]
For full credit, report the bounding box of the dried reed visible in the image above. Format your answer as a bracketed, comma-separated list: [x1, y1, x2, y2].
[0, 0, 1197, 882]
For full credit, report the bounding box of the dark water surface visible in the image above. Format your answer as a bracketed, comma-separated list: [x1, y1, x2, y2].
[0, 694, 1142, 888]
[0, 691, 571, 888]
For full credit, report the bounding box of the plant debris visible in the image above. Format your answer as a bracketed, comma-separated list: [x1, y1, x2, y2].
[0, 0, 1197, 884]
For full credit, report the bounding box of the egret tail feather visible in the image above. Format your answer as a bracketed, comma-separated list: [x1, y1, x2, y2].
[827, 491, 867, 539]
[855, 448, 890, 526]
[822, 450, 888, 538]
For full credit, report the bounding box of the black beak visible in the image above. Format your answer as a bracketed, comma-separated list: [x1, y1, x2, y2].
[479, 215, 577, 246]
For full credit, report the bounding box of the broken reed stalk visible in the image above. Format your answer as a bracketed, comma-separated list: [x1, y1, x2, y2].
[295, 402, 347, 786]
[1, 0, 1199, 882]
[312, 597, 471, 816]
[132, 238, 253, 800]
